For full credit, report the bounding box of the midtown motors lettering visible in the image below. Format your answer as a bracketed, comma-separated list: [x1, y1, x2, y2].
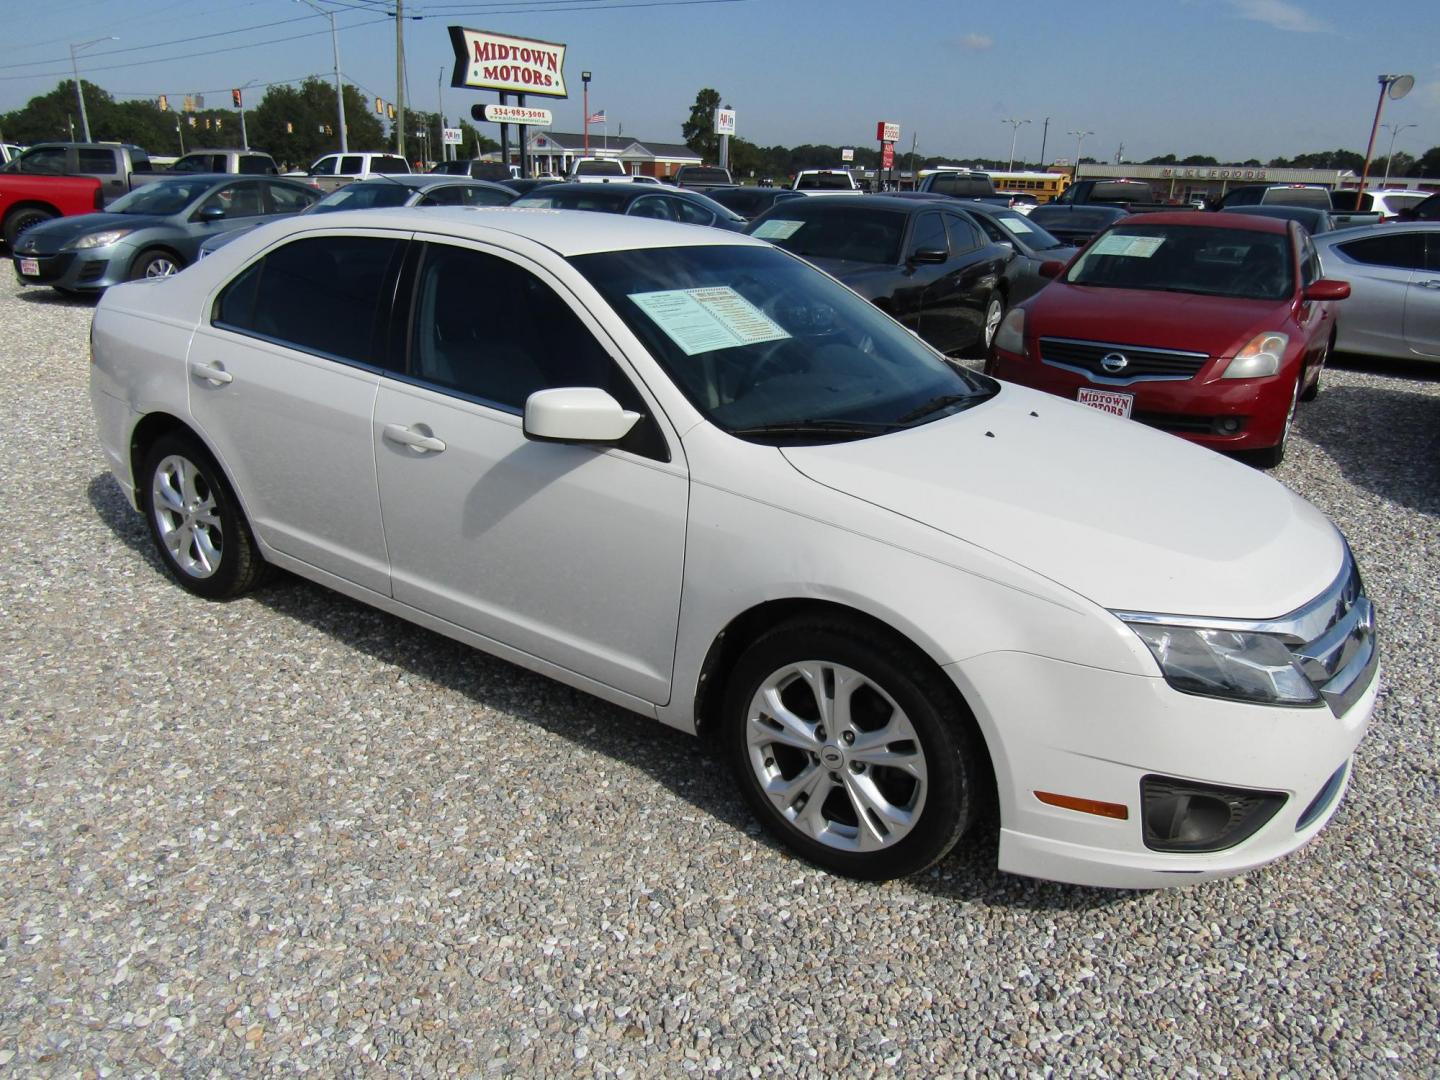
[449, 27, 569, 99]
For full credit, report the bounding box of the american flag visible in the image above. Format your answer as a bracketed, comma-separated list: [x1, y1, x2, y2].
[587, 110, 606, 124]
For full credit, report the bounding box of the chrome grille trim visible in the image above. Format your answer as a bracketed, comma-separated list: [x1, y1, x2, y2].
[1039, 336, 1210, 385]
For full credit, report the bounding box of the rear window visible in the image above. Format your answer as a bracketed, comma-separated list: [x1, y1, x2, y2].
[748, 206, 904, 264]
[678, 168, 731, 185]
[574, 160, 625, 176]
[795, 172, 856, 191]
[1087, 181, 1154, 203]
[1260, 186, 1331, 210]
[926, 174, 995, 198]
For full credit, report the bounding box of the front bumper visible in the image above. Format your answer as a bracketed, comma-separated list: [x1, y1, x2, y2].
[947, 649, 1377, 889]
[988, 345, 1296, 451]
[13, 242, 135, 292]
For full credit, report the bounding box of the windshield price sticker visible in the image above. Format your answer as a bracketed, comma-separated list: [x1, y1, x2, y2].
[1091, 234, 1165, 258]
[631, 287, 791, 356]
[1004, 218, 1035, 235]
[750, 219, 804, 241]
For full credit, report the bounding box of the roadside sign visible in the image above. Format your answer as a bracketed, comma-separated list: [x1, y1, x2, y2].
[881, 143, 895, 169]
[714, 108, 736, 136]
[481, 103, 553, 126]
[841, 147, 854, 162]
[442, 127, 463, 145]
[876, 121, 900, 144]
[448, 27, 568, 99]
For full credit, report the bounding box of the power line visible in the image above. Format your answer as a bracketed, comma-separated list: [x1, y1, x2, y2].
[109, 72, 330, 100]
[409, 0, 750, 14]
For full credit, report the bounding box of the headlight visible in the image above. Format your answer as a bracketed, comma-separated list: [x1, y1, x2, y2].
[1220, 332, 1289, 379]
[67, 229, 134, 251]
[1124, 621, 1320, 706]
[993, 307, 1025, 354]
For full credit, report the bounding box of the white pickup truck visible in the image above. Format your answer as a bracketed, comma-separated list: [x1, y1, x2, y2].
[792, 168, 861, 194]
[298, 152, 411, 193]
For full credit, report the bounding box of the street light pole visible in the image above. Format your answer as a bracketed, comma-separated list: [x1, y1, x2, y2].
[1067, 129, 1094, 173]
[582, 71, 592, 155]
[68, 37, 116, 142]
[1001, 118, 1030, 172]
[1380, 122, 1417, 186]
[296, 0, 347, 152]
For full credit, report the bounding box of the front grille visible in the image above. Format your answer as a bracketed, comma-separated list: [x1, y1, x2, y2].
[13, 252, 76, 285]
[1041, 337, 1210, 383]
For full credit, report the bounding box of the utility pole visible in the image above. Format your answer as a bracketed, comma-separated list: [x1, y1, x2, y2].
[395, 0, 406, 159]
[1039, 117, 1049, 166]
[438, 65, 448, 162]
[68, 37, 116, 143]
[296, 0, 347, 152]
[1114, 142, 1124, 165]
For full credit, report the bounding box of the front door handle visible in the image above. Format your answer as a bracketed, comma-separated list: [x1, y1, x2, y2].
[382, 423, 446, 453]
[188, 361, 233, 385]
[1417, 280, 1440, 290]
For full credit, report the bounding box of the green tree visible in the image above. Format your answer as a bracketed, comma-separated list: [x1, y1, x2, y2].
[681, 87, 722, 164]
[1417, 146, 1440, 178]
[247, 79, 385, 170]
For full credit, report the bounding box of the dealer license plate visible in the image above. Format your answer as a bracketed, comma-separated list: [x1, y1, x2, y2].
[18, 257, 40, 277]
[1077, 387, 1134, 418]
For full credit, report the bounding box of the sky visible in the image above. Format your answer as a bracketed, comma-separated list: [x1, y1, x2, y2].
[2, 0, 1438, 166]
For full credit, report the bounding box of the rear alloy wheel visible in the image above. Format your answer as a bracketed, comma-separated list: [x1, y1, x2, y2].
[4, 206, 56, 248]
[141, 433, 266, 600]
[978, 294, 1005, 356]
[725, 620, 981, 880]
[1251, 373, 1301, 469]
[129, 249, 184, 281]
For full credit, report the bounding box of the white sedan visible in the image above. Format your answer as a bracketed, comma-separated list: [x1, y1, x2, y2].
[89, 207, 1378, 888]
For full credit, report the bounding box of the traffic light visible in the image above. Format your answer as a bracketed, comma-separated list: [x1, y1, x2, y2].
[157, 95, 168, 112]
[285, 121, 293, 134]
[232, 88, 242, 108]
[387, 104, 395, 120]
[375, 97, 383, 115]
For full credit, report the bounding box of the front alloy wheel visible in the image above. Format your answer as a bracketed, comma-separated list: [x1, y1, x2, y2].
[726, 621, 981, 880]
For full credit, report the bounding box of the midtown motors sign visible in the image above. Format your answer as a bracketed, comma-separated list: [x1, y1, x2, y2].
[448, 27, 568, 98]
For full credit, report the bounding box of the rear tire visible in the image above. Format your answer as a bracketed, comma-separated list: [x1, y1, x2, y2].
[724, 618, 983, 880]
[974, 293, 1006, 358]
[140, 432, 267, 600]
[4, 206, 56, 248]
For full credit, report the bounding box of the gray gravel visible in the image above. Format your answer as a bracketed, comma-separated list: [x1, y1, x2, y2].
[1, 279, 1437, 1078]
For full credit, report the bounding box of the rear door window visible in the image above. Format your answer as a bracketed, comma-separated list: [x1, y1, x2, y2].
[669, 197, 715, 226]
[908, 213, 948, 259]
[339, 156, 364, 176]
[239, 155, 275, 175]
[213, 235, 404, 368]
[944, 213, 982, 254]
[77, 148, 117, 174]
[264, 181, 318, 214]
[1337, 232, 1426, 270]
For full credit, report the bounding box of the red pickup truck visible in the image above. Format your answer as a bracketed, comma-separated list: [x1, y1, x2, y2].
[0, 174, 105, 248]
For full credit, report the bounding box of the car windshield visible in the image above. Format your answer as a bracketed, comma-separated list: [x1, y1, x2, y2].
[1065, 223, 1294, 301]
[312, 183, 415, 213]
[512, 189, 628, 211]
[988, 208, 1065, 250]
[107, 179, 216, 215]
[571, 244, 997, 441]
[747, 206, 905, 265]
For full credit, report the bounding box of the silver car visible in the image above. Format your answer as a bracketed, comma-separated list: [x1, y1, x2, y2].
[1312, 222, 1440, 362]
[11, 175, 320, 293]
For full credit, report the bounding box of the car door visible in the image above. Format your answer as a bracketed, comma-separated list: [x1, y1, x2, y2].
[1293, 231, 1334, 373]
[1329, 231, 1427, 357]
[184, 180, 269, 262]
[919, 213, 1001, 354]
[372, 237, 688, 704]
[890, 212, 949, 342]
[261, 180, 320, 218]
[1407, 233, 1440, 358]
[187, 231, 406, 595]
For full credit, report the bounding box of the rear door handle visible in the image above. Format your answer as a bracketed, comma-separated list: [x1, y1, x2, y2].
[382, 423, 446, 453]
[188, 361, 232, 385]
[1417, 280, 1440, 290]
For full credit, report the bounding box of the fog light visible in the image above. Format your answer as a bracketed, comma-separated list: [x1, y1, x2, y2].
[1216, 416, 1243, 434]
[1141, 775, 1285, 853]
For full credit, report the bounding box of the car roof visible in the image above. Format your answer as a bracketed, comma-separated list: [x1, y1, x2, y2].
[346, 174, 509, 191]
[768, 195, 922, 212]
[1125, 211, 1289, 233]
[266, 205, 769, 257]
[1314, 220, 1440, 244]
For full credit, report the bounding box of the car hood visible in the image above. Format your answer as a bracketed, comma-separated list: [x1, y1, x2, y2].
[19, 212, 167, 253]
[780, 383, 1342, 618]
[1027, 282, 1290, 355]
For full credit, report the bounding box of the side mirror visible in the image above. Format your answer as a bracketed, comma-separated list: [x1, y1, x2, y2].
[1304, 279, 1350, 302]
[909, 247, 947, 265]
[1038, 259, 1066, 279]
[523, 387, 641, 445]
[197, 205, 226, 222]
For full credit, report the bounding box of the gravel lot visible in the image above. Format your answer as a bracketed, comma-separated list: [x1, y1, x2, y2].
[1, 278, 1437, 1077]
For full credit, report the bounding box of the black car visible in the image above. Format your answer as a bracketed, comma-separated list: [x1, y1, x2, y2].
[499, 177, 563, 196]
[1025, 203, 1131, 247]
[704, 186, 809, 221]
[1216, 204, 1334, 235]
[745, 195, 1015, 357]
[951, 201, 1080, 305]
[509, 181, 747, 231]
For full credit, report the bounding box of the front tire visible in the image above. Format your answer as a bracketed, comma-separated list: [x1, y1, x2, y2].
[129, 248, 185, 281]
[1299, 335, 1331, 403]
[724, 619, 982, 880]
[1250, 373, 1301, 469]
[140, 433, 266, 600]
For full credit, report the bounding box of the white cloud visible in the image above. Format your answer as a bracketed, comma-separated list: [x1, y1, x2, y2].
[1227, 0, 1329, 33]
[958, 33, 993, 51]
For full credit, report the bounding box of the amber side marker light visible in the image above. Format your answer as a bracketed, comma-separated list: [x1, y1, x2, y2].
[1034, 791, 1130, 820]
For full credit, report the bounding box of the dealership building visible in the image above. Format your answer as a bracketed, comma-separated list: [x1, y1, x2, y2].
[1072, 162, 1439, 202]
[523, 131, 702, 178]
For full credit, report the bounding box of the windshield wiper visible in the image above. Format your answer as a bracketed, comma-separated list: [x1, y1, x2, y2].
[729, 418, 903, 440]
[896, 393, 978, 424]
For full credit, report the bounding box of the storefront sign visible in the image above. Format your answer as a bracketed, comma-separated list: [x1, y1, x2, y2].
[483, 104, 553, 126]
[876, 121, 900, 144]
[448, 27, 568, 98]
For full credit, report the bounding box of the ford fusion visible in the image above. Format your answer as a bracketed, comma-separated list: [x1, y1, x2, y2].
[88, 207, 1378, 888]
[987, 213, 1350, 467]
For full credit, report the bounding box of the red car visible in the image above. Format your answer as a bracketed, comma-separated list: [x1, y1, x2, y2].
[986, 213, 1349, 466]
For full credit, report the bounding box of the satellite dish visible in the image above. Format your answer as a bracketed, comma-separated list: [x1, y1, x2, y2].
[1389, 75, 1414, 100]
